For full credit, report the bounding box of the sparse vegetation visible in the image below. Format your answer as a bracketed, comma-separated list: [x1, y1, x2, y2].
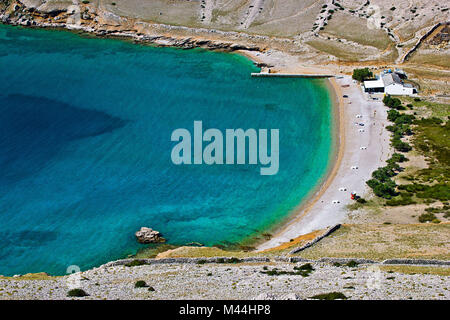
[345, 260, 359, 268]
[261, 263, 315, 277]
[125, 260, 147, 267]
[367, 96, 449, 207]
[67, 288, 89, 297]
[310, 292, 347, 300]
[418, 212, 438, 223]
[352, 68, 374, 82]
[216, 257, 242, 264]
[134, 280, 148, 288]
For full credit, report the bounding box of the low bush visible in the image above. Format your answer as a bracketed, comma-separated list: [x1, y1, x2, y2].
[310, 292, 347, 300]
[135, 280, 148, 288]
[261, 264, 314, 277]
[387, 153, 408, 163]
[416, 184, 450, 201]
[125, 260, 146, 267]
[392, 139, 412, 152]
[385, 193, 416, 206]
[366, 178, 398, 199]
[418, 212, 437, 223]
[346, 260, 359, 268]
[67, 288, 89, 297]
[294, 263, 314, 272]
[352, 68, 373, 82]
[356, 197, 367, 204]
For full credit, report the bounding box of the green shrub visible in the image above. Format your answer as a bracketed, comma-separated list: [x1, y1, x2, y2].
[366, 178, 398, 199]
[392, 139, 412, 152]
[394, 114, 415, 125]
[67, 288, 89, 297]
[397, 183, 426, 193]
[294, 263, 315, 272]
[218, 257, 242, 264]
[425, 206, 450, 214]
[387, 109, 400, 122]
[148, 286, 155, 292]
[383, 95, 403, 109]
[416, 184, 450, 201]
[310, 292, 347, 300]
[346, 260, 359, 268]
[372, 166, 396, 182]
[125, 260, 146, 267]
[135, 280, 148, 288]
[418, 212, 437, 223]
[385, 193, 416, 206]
[261, 265, 314, 277]
[356, 197, 367, 204]
[352, 68, 373, 82]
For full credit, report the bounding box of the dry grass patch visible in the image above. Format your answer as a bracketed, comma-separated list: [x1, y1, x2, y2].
[0, 272, 56, 281]
[306, 39, 373, 61]
[321, 12, 392, 50]
[408, 52, 450, 69]
[399, 96, 450, 118]
[295, 223, 450, 261]
[153, 246, 257, 259]
[260, 230, 323, 254]
[379, 265, 450, 276]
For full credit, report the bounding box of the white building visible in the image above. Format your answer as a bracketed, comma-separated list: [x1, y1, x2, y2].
[363, 71, 417, 95]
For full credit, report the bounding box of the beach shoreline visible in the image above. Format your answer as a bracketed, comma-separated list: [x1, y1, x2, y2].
[257, 74, 392, 250]
[240, 73, 344, 251]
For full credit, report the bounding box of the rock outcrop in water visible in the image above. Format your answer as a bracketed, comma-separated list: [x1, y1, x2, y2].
[135, 227, 165, 244]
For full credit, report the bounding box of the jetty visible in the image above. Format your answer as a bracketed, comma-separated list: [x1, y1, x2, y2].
[251, 72, 334, 78]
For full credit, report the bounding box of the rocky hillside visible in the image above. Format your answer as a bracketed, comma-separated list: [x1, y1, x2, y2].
[1, 0, 448, 94]
[0, 1, 447, 60]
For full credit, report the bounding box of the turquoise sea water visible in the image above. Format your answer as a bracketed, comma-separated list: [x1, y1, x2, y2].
[0, 24, 333, 276]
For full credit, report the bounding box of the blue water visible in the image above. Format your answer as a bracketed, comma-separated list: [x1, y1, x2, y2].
[0, 25, 333, 276]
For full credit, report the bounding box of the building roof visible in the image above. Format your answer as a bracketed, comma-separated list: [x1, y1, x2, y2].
[382, 73, 402, 86]
[364, 78, 384, 89]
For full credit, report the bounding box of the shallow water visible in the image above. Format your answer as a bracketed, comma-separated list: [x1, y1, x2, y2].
[0, 25, 333, 276]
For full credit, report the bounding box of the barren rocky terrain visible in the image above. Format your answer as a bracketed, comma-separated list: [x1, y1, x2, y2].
[1, 259, 449, 300]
